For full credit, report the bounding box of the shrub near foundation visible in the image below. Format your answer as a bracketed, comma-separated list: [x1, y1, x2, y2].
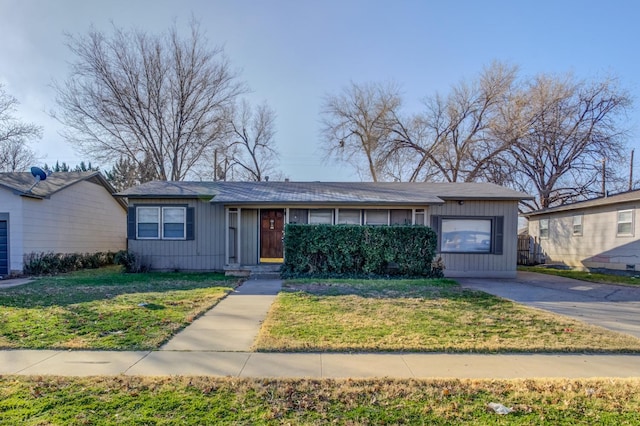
[282, 224, 441, 278]
[23, 251, 115, 275]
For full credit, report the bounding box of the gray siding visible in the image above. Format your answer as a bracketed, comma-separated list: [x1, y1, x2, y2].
[128, 198, 226, 271]
[428, 200, 518, 278]
[240, 209, 259, 265]
[128, 198, 519, 277]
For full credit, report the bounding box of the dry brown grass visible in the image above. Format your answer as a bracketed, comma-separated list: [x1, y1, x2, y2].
[254, 280, 640, 353]
[2, 375, 640, 424]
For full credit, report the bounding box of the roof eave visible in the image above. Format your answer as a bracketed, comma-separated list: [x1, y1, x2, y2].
[119, 194, 215, 200]
[214, 200, 446, 206]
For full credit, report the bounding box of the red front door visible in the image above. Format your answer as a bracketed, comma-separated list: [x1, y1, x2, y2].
[260, 209, 284, 261]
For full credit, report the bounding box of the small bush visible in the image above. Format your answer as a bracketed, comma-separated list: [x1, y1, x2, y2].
[114, 250, 147, 273]
[23, 251, 116, 276]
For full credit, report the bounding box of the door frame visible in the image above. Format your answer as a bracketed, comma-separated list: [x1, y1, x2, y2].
[259, 208, 285, 263]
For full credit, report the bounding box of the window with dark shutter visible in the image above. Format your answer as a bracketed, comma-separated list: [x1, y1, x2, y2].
[433, 215, 505, 255]
[186, 207, 195, 240]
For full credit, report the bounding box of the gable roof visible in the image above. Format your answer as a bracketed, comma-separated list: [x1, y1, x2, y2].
[0, 171, 127, 209]
[523, 189, 640, 217]
[117, 181, 531, 205]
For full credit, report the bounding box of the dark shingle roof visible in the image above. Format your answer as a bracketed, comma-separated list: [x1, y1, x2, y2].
[117, 181, 531, 205]
[523, 189, 640, 217]
[0, 171, 126, 209]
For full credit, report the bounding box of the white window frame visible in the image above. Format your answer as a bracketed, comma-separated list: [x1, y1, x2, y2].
[617, 209, 634, 236]
[413, 209, 426, 226]
[364, 209, 389, 226]
[572, 214, 583, 236]
[136, 206, 160, 239]
[161, 206, 187, 240]
[539, 218, 549, 239]
[136, 206, 187, 240]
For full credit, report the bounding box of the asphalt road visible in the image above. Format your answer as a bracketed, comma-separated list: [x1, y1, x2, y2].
[458, 271, 640, 339]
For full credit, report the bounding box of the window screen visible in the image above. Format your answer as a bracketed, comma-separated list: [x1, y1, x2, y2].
[309, 209, 333, 224]
[137, 207, 160, 238]
[337, 209, 361, 224]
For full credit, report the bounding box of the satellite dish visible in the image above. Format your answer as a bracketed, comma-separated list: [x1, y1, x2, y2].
[30, 166, 47, 181]
[27, 166, 48, 193]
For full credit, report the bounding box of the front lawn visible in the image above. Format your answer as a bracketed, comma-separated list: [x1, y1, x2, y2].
[2, 376, 640, 424]
[0, 266, 238, 350]
[254, 278, 640, 353]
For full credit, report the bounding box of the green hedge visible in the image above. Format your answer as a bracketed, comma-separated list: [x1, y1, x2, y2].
[282, 224, 443, 278]
[23, 251, 116, 276]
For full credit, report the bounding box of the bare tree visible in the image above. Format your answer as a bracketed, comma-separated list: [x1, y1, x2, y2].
[499, 73, 631, 210]
[220, 100, 279, 181]
[53, 20, 246, 181]
[0, 84, 41, 171]
[320, 81, 402, 181]
[388, 62, 518, 182]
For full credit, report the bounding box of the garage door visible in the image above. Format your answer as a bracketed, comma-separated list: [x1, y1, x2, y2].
[0, 220, 7, 276]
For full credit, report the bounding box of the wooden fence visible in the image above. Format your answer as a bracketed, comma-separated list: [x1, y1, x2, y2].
[517, 235, 543, 265]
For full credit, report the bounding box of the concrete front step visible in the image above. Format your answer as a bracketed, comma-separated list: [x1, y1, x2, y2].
[225, 263, 282, 278]
[249, 272, 282, 280]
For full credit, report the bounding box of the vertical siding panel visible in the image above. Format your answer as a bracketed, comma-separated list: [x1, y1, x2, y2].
[241, 209, 258, 265]
[428, 200, 518, 278]
[128, 198, 226, 271]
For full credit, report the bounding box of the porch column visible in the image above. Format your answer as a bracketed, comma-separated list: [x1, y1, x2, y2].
[237, 208, 242, 266]
[224, 207, 230, 265]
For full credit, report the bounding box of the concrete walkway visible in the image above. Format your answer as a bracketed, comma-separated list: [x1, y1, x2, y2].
[2, 276, 640, 379]
[160, 278, 282, 351]
[0, 277, 32, 289]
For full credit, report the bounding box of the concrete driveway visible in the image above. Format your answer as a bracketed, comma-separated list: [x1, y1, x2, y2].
[458, 271, 640, 339]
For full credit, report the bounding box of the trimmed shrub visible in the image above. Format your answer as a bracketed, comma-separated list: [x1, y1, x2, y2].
[23, 251, 116, 276]
[282, 224, 442, 278]
[114, 250, 148, 273]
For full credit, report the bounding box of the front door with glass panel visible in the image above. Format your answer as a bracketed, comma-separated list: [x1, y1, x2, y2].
[260, 209, 284, 262]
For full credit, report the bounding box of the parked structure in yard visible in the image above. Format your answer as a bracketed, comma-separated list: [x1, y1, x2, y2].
[524, 190, 640, 272]
[0, 171, 127, 277]
[117, 181, 531, 278]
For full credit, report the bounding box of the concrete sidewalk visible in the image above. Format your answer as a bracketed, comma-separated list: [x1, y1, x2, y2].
[2, 277, 640, 379]
[2, 350, 640, 378]
[0, 277, 32, 289]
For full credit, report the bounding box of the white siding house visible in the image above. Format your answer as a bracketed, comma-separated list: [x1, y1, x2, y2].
[524, 190, 640, 272]
[0, 172, 127, 277]
[118, 181, 531, 278]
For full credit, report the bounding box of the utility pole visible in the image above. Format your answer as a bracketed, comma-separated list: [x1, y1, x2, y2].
[630, 149, 634, 191]
[602, 158, 606, 197]
[213, 150, 218, 181]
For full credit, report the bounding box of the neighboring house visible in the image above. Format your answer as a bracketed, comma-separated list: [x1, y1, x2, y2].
[524, 190, 640, 272]
[0, 171, 127, 277]
[117, 181, 531, 278]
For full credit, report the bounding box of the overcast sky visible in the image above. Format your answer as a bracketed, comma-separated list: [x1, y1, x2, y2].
[1, 0, 638, 181]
